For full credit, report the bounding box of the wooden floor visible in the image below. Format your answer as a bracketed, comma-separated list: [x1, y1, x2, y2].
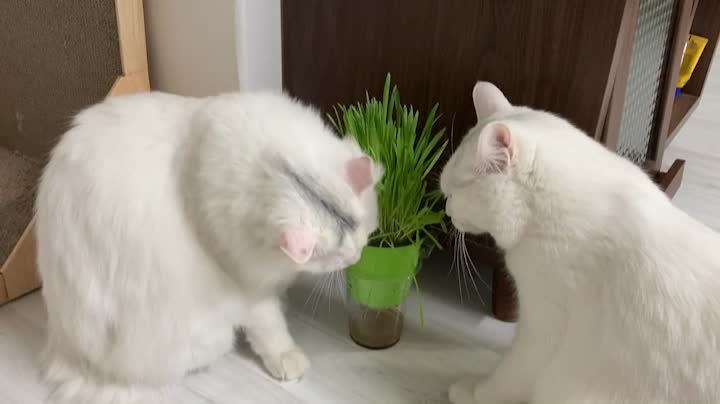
[1, 56, 718, 404]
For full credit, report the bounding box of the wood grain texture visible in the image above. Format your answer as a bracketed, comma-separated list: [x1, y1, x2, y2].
[109, 71, 151, 97]
[657, 159, 686, 198]
[283, 0, 626, 140]
[282, 0, 628, 322]
[667, 93, 700, 146]
[0, 272, 8, 302]
[115, 0, 149, 75]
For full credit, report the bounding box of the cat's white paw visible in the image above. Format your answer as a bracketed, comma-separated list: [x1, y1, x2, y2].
[263, 348, 310, 381]
[449, 377, 478, 404]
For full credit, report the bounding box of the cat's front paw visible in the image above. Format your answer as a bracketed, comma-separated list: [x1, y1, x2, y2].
[262, 348, 310, 381]
[449, 377, 478, 404]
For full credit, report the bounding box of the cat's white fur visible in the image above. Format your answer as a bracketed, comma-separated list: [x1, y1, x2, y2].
[36, 91, 382, 404]
[441, 82, 720, 404]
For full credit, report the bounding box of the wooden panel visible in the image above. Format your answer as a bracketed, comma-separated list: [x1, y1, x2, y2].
[109, 71, 151, 97]
[115, 0, 149, 75]
[0, 218, 39, 300]
[656, 159, 686, 197]
[651, 0, 696, 169]
[683, 0, 720, 96]
[283, 0, 629, 323]
[283, 0, 628, 140]
[0, 272, 8, 303]
[667, 93, 700, 146]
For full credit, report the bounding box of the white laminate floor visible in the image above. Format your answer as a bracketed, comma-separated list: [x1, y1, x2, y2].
[0, 252, 512, 404]
[2, 54, 719, 404]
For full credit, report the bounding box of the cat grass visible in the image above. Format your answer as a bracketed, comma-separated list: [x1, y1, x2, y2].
[329, 73, 448, 249]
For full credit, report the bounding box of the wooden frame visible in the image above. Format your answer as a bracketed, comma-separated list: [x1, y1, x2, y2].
[654, 0, 719, 196]
[666, 0, 720, 145]
[602, 0, 641, 151]
[650, 0, 697, 170]
[477, 0, 717, 321]
[0, 0, 150, 305]
[493, 0, 719, 320]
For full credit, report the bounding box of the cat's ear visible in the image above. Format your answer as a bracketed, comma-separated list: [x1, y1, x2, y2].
[475, 123, 514, 173]
[345, 155, 383, 194]
[472, 82, 512, 122]
[279, 225, 316, 264]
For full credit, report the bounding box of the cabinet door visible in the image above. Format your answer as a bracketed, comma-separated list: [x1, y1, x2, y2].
[282, 0, 628, 139]
[282, 0, 629, 322]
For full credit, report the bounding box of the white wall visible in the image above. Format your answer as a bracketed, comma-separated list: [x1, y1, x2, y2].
[235, 0, 282, 92]
[143, 0, 281, 96]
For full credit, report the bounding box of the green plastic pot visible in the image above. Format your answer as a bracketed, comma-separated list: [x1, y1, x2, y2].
[347, 242, 421, 309]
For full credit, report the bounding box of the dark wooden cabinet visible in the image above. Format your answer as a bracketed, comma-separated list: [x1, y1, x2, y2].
[282, 0, 720, 321]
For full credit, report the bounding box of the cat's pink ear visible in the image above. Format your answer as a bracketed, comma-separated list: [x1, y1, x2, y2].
[279, 225, 316, 264]
[345, 155, 376, 194]
[472, 82, 512, 122]
[476, 123, 514, 173]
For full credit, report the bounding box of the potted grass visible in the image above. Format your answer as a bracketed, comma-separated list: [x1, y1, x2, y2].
[330, 74, 448, 349]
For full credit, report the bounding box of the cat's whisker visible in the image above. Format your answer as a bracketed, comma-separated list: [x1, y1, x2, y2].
[455, 231, 467, 303]
[335, 270, 346, 303]
[321, 273, 334, 313]
[448, 227, 458, 278]
[325, 270, 342, 311]
[451, 228, 465, 303]
[460, 233, 490, 291]
[323, 272, 334, 314]
[303, 275, 325, 313]
[311, 273, 333, 318]
[460, 236, 472, 303]
[459, 232, 485, 306]
[310, 273, 330, 318]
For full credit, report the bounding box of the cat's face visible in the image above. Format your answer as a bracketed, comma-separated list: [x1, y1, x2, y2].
[275, 139, 383, 273]
[440, 82, 532, 250]
[297, 182, 380, 274]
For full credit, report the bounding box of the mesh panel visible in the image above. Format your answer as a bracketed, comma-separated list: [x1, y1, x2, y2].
[617, 0, 676, 164]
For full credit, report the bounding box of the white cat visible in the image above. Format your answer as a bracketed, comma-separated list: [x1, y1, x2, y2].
[441, 82, 720, 404]
[35, 91, 382, 404]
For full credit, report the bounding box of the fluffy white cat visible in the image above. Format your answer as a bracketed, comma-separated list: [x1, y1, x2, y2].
[35, 91, 382, 404]
[441, 82, 720, 404]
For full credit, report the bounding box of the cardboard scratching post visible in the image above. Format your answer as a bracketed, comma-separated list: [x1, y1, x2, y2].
[0, 0, 150, 305]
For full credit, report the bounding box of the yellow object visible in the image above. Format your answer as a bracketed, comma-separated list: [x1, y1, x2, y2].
[677, 34, 709, 89]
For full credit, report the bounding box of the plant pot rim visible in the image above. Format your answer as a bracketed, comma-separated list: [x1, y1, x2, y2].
[347, 242, 421, 309]
[348, 242, 421, 280]
[364, 242, 420, 250]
